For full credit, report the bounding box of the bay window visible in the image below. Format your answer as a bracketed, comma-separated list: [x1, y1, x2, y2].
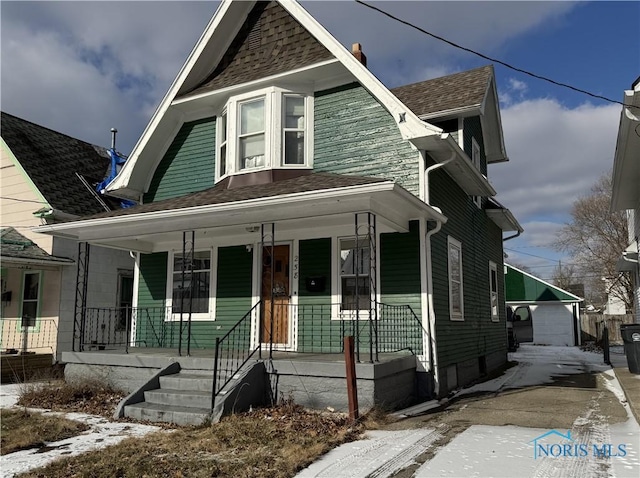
[216, 87, 312, 180]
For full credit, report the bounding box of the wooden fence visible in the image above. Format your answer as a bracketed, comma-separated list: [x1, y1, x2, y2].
[581, 314, 635, 345]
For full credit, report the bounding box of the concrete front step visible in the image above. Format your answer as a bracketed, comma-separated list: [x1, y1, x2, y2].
[124, 401, 211, 426]
[159, 372, 214, 392]
[144, 388, 213, 409]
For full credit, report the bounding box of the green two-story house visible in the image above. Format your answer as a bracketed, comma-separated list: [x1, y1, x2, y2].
[39, 0, 521, 411]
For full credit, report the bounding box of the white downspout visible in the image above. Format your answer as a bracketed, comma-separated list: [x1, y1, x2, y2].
[422, 151, 452, 398]
[424, 153, 455, 204]
[425, 219, 443, 397]
[130, 251, 140, 348]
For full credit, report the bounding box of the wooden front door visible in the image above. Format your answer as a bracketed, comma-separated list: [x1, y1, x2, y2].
[261, 245, 290, 345]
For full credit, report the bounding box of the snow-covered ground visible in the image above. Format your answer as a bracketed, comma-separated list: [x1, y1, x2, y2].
[3, 346, 639, 478]
[297, 345, 640, 478]
[0, 384, 163, 478]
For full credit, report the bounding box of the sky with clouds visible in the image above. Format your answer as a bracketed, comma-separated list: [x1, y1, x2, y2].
[2, 0, 638, 281]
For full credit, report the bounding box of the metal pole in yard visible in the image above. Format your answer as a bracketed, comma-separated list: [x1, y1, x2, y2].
[344, 336, 359, 421]
[603, 323, 611, 365]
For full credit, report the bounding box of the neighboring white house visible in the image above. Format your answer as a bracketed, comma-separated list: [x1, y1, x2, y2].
[0, 112, 134, 359]
[611, 78, 640, 322]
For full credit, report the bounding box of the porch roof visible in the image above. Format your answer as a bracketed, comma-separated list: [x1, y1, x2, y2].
[36, 173, 447, 252]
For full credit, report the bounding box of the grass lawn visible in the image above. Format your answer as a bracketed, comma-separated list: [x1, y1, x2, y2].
[1, 409, 89, 455]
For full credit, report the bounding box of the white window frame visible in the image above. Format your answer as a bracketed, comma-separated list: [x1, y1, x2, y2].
[489, 261, 499, 321]
[217, 110, 228, 178]
[332, 236, 376, 320]
[215, 86, 313, 182]
[166, 248, 217, 321]
[20, 271, 41, 328]
[471, 137, 482, 208]
[448, 236, 464, 321]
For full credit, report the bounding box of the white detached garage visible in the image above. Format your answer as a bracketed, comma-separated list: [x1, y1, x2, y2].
[505, 264, 583, 346]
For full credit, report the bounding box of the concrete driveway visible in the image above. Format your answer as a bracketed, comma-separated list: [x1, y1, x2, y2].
[297, 345, 640, 478]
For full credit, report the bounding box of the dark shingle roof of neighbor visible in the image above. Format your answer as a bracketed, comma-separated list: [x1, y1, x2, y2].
[82, 173, 388, 220]
[391, 65, 493, 118]
[0, 227, 73, 263]
[1, 112, 114, 217]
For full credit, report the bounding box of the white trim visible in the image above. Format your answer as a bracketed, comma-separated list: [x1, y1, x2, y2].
[165, 247, 217, 321]
[291, 238, 300, 351]
[418, 218, 430, 369]
[130, 252, 140, 347]
[106, 0, 443, 198]
[489, 260, 499, 321]
[447, 236, 464, 321]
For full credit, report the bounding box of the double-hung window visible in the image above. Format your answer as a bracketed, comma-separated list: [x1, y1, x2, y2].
[21, 271, 40, 327]
[171, 251, 212, 316]
[216, 87, 312, 181]
[238, 98, 265, 170]
[339, 238, 370, 312]
[448, 237, 464, 320]
[489, 261, 499, 321]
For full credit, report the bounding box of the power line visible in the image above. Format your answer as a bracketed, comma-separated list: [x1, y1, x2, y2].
[354, 0, 636, 109]
[504, 247, 559, 262]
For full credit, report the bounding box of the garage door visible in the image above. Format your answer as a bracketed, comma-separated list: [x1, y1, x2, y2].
[531, 304, 574, 346]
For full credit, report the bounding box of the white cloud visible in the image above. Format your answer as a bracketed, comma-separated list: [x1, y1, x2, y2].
[491, 98, 621, 224]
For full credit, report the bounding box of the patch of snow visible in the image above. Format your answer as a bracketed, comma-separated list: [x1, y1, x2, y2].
[295, 428, 441, 478]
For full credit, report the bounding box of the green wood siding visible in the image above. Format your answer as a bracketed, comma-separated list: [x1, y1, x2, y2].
[314, 84, 421, 195]
[380, 221, 421, 315]
[136, 252, 170, 347]
[429, 165, 506, 369]
[144, 118, 216, 203]
[298, 238, 337, 352]
[380, 221, 423, 355]
[215, 245, 254, 334]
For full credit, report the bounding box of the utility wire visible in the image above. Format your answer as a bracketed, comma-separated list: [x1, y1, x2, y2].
[354, 0, 636, 109]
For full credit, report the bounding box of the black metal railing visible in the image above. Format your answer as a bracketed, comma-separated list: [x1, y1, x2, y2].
[211, 301, 261, 401]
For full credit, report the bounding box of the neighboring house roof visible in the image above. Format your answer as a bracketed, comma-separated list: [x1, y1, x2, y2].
[107, 0, 498, 200]
[391, 66, 493, 118]
[0, 227, 73, 265]
[505, 264, 583, 303]
[1, 112, 114, 217]
[611, 77, 640, 211]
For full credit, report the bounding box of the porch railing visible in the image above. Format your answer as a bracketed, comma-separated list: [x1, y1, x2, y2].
[211, 301, 261, 400]
[1, 318, 58, 354]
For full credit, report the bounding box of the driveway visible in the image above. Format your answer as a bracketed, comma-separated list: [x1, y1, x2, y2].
[296, 345, 640, 478]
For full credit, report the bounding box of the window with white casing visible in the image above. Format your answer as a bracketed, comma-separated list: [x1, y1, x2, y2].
[215, 87, 313, 181]
[21, 271, 40, 327]
[339, 237, 371, 312]
[489, 261, 499, 321]
[169, 250, 214, 319]
[448, 236, 464, 320]
[471, 137, 482, 208]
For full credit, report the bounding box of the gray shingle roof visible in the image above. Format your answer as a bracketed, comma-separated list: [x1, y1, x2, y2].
[178, 1, 333, 99]
[0, 227, 73, 264]
[1, 112, 114, 216]
[82, 172, 387, 221]
[391, 65, 493, 117]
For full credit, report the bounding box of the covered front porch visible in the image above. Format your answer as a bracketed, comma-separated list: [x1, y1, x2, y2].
[38, 173, 447, 412]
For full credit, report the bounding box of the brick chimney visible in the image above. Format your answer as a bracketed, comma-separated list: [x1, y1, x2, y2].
[352, 43, 367, 67]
